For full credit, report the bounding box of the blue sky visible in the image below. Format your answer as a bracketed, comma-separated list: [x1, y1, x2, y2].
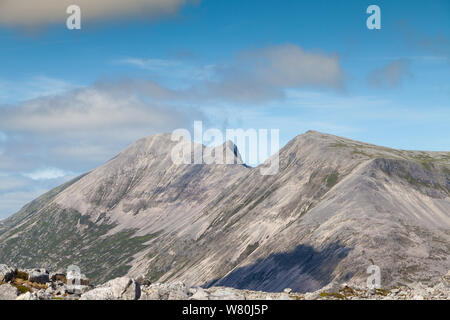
[0, 0, 449, 218]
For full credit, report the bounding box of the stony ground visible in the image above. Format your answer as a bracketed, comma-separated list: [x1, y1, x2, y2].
[1, 264, 449, 300]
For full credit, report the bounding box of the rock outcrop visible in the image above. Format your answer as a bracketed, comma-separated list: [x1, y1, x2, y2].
[0, 266, 448, 300]
[80, 277, 140, 300]
[0, 284, 19, 300]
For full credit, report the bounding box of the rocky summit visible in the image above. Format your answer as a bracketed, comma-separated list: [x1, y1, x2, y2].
[0, 131, 449, 296]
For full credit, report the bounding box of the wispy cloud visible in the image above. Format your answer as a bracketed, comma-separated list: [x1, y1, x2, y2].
[396, 20, 450, 64]
[23, 168, 73, 181]
[116, 57, 216, 83]
[118, 58, 183, 71]
[117, 44, 345, 104]
[367, 59, 412, 89]
[0, 76, 79, 104]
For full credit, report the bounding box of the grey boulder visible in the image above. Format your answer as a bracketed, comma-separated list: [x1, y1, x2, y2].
[80, 277, 140, 300]
[0, 284, 19, 300]
[28, 269, 50, 284]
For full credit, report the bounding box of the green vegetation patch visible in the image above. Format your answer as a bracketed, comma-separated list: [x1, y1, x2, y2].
[14, 285, 32, 294]
[326, 171, 339, 188]
[0, 204, 163, 284]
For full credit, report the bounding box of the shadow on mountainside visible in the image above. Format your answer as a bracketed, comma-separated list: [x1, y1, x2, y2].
[203, 242, 352, 293]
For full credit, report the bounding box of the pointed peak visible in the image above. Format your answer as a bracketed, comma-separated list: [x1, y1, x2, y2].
[223, 140, 240, 157]
[208, 140, 243, 164]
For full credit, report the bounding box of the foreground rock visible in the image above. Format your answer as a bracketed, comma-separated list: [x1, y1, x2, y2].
[0, 265, 448, 300]
[0, 284, 19, 300]
[27, 268, 49, 284]
[80, 277, 140, 300]
[0, 264, 14, 282]
[138, 280, 449, 300]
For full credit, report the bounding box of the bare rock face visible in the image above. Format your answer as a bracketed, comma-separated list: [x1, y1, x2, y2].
[0, 131, 448, 292]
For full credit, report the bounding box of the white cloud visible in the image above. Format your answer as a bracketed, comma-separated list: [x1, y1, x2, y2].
[0, 86, 200, 135]
[0, 76, 78, 104]
[23, 168, 73, 181]
[0, 0, 195, 26]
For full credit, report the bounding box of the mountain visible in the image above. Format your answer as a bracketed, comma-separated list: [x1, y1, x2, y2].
[0, 131, 449, 292]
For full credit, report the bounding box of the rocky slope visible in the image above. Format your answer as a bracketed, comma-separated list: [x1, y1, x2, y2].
[1, 265, 448, 300]
[0, 131, 449, 291]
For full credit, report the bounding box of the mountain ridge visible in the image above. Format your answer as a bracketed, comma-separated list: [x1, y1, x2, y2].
[0, 130, 448, 291]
